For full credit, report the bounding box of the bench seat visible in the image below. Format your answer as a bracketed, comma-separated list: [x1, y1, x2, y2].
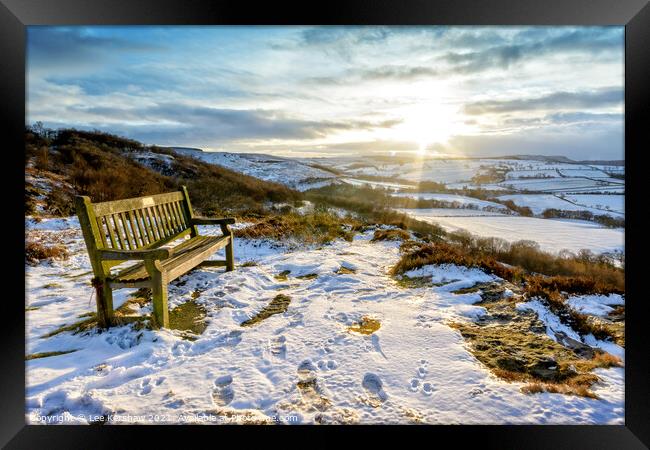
[110, 235, 231, 287]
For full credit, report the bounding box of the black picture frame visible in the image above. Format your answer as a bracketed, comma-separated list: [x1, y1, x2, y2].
[4, 0, 649, 447]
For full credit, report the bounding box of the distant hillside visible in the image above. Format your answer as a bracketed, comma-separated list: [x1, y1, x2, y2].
[169, 147, 338, 191]
[503, 154, 624, 166]
[25, 128, 301, 217]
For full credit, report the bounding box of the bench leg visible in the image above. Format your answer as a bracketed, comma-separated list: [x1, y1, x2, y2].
[145, 260, 169, 328]
[94, 279, 114, 328]
[225, 234, 235, 271]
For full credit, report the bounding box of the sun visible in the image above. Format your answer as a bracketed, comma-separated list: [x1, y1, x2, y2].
[397, 103, 463, 155]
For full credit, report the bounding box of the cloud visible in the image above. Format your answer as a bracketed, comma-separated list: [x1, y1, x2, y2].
[442, 44, 535, 74]
[26, 26, 624, 159]
[463, 88, 623, 115]
[300, 26, 391, 46]
[57, 103, 402, 144]
[501, 112, 622, 127]
[446, 125, 623, 160]
[27, 27, 161, 71]
[439, 27, 622, 74]
[360, 65, 439, 80]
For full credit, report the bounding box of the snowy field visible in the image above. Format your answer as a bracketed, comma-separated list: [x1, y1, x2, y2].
[25, 218, 623, 425]
[391, 193, 508, 211]
[173, 148, 337, 191]
[341, 178, 414, 191]
[498, 177, 624, 194]
[563, 195, 625, 215]
[398, 209, 624, 255]
[497, 194, 624, 217]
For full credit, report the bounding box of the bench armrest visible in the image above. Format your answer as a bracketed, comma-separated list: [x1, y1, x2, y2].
[190, 216, 236, 234]
[98, 248, 171, 261]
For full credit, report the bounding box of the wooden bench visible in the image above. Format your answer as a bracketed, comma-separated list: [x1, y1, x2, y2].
[75, 186, 235, 329]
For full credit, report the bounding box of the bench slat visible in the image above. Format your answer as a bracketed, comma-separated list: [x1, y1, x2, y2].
[144, 207, 161, 241]
[113, 214, 127, 249]
[105, 215, 119, 248]
[138, 209, 154, 245]
[152, 205, 166, 238]
[96, 216, 108, 247]
[93, 191, 184, 217]
[111, 235, 228, 283]
[164, 202, 178, 234]
[171, 201, 183, 231]
[167, 236, 230, 281]
[162, 204, 176, 236]
[174, 201, 185, 231]
[175, 201, 188, 229]
[135, 209, 149, 245]
[129, 210, 144, 247]
[120, 212, 135, 249]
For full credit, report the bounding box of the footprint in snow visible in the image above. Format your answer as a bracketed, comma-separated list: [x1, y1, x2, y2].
[422, 382, 435, 396]
[317, 359, 338, 371]
[212, 375, 235, 406]
[297, 360, 331, 412]
[140, 378, 152, 396]
[362, 373, 387, 407]
[270, 335, 287, 359]
[417, 359, 428, 378]
[371, 334, 387, 359]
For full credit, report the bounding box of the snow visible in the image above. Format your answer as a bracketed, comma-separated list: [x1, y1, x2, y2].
[565, 294, 625, 318]
[398, 209, 624, 255]
[497, 194, 624, 217]
[563, 195, 624, 215]
[499, 177, 624, 194]
[25, 218, 624, 424]
[516, 299, 624, 360]
[397, 208, 507, 217]
[173, 148, 337, 191]
[391, 193, 508, 211]
[342, 178, 414, 191]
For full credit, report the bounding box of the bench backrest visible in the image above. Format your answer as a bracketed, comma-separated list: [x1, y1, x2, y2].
[75, 186, 198, 275]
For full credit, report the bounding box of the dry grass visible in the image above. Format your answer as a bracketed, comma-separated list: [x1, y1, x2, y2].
[169, 300, 208, 338]
[234, 212, 360, 245]
[25, 242, 69, 264]
[450, 320, 622, 398]
[371, 228, 411, 242]
[336, 266, 357, 275]
[348, 317, 381, 335]
[240, 294, 292, 327]
[392, 240, 624, 343]
[392, 241, 623, 294]
[26, 350, 78, 360]
[25, 127, 301, 217]
[275, 270, 291, 281]
[391, 241, 526, 283]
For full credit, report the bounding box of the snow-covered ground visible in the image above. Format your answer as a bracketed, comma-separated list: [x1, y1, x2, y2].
[398, 209, 624, 255]
[563, 195, 625, 215]
[497, 194, 624, 217]
[391, 193, 508, 211]
[25, 218, 623, 424]
[341, 178, 414, 191]
[499, 177, 624, 194]
[516, 299, 624, 360]
[173, 148, 337, 191]
[565, 294, 625, 319]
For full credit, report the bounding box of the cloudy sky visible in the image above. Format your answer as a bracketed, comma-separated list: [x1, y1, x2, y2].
[27, 26, 624, 159]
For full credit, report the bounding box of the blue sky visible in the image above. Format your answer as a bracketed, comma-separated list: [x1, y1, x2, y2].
[26, 26, 624, 159]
